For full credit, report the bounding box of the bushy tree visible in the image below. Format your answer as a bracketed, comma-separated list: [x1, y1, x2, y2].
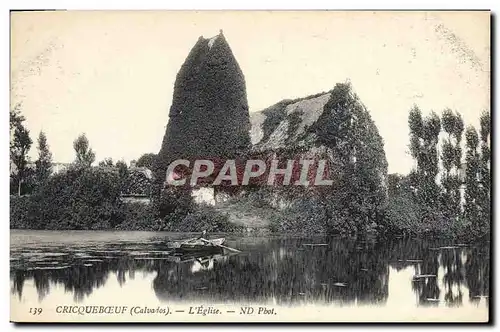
[116, 160, 128, 180]
[10, 104, 33, 196]
[408, 106, 424, 166]
[35, 131, 53, 185]
[98, 158, 114, 167]
[136, 153, 157, 169]
[440, 109, 464, 222]
[73, 134, 95, 167]
[464, 126, 482, 236]
[422, 112, 442, 207]
[408, 106, 441, 209]
[12, 167, 123, 230]
[478, 111, 491, 233]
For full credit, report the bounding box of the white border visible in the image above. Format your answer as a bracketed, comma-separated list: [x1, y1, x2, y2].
[2, 1, 497, 331]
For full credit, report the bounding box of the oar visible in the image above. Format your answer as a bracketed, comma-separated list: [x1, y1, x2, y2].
[200, 238, 241, 253]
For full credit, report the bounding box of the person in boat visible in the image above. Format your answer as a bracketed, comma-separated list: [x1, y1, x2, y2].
[195, 255, 212, 270]
[197, 230, 207, 240]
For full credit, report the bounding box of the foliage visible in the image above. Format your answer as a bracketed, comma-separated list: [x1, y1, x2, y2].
[385, 107, 490, 240]
[384, 188, 422, 235]
[34, 131, 53, 185]
[440, 109, 464, 223]
[153, 186, 194, 220]
[116, 160, 128, 177]
[98, 158, 114, 167]
[478, 111, 491, 233]
[10, 167, 123, 230]
[73, 134, 96, 167]
[10, 104, 33, 196]
[408, 106, 441, 209]
[136, 153, 157, 169]
[311, 82, 388, 236]
[463, 126, 484, 237]
[155, 32, 251, 181]
[162, 204, 242, 233]
[10, 165, 235, 232]
[10, 196, 34, 229]
[383, 174, 456, 237]
[266, 197, 328, 235]
[114, 202, 157, 231]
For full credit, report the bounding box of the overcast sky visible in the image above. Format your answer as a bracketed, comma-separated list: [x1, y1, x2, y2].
[11, 11, 490, 174]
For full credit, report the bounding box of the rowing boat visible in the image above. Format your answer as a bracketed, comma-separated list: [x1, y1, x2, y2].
[171, 238, 226, 252]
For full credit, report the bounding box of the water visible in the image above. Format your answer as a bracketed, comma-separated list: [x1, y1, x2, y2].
[10, 230, 489, 321]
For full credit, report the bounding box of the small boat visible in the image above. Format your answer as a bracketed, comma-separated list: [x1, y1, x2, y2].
[175, 238, 226, 253]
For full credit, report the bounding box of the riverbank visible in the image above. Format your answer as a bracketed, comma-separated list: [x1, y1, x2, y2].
[10, 195, 489, 243]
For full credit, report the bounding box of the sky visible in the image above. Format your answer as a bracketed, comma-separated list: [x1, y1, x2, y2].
[10, 11, 490, 174]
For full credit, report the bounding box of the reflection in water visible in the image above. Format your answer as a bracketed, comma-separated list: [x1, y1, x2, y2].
[10, 233, 490, 308]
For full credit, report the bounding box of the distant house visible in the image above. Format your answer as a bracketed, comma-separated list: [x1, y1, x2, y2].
[51, 162, 72, 174]
[10, 161, 72, 176]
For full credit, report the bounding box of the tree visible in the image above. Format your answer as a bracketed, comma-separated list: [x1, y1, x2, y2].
[421, 111, 441, 207]
[115, 160, 129, 194]
[73, 134, 95, 167]
[10, 104, 33, 196]
[98, 158, 114, 167]
[408, 106, 441, 209]
[464, 126, 481, 236]
[116, 160, 128, 179]
[440, 109, 464, 221]
[35, 131, 53, 185]
[408, 105, 424, 171]
[478, 111, 490, 232]
[136, 153, 157, 169]
[15, 167, 123, 230]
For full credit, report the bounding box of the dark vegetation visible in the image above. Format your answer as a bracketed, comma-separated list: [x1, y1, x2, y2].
[155, 31, 251, 176]
[10, 34, 490, 240]
[9, 108, 237, 232]
[10, 165, 237, 232]
[383, 109, 490, 239]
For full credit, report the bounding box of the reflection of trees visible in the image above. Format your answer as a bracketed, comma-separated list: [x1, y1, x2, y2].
[9, 257, 161, 302]
[11, 263, 111, 302]
[11, 270, 25, 300]
[465, 246, 490, 304]
[152, 238, 390, 305]
[441, 248, 464, 307]
[387, 239, 464, 307]
[412, 249, 440, 306]
[400, 240, 490, 308]
[10, 239, 489, 307]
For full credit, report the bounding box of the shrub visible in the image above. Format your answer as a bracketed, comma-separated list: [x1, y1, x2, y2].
[268, 197, 327, 235]
[10, 195, 34, 229]
[154, 187, 194, 219]
[114, 202, 157, 231]
[383, 192, 422, 236]
[383, 188, 456, 237]
[10, 166, 123, 230]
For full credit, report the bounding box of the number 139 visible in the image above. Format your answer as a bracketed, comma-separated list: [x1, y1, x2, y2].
[29, 308, 42, 315]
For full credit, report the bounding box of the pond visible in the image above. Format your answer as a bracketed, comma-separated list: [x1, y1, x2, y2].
[10, 230, 490, 322]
